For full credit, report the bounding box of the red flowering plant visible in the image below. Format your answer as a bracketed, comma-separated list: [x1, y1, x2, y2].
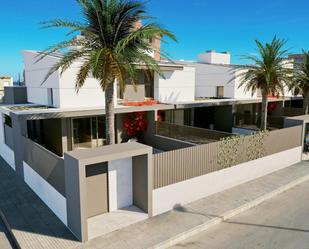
[268, 102, 277, 112]
[123, 112, 147, 139]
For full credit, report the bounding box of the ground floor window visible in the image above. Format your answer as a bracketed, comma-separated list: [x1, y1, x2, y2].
[72, 116, 106, 149]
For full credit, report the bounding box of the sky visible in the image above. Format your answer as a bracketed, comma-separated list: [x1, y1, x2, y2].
[1, 0, 309, 80]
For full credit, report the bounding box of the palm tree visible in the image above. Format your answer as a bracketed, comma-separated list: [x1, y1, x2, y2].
[291, 51, 309, 114]
[39, 0, 176, 145]
[238, 36, 291, 130]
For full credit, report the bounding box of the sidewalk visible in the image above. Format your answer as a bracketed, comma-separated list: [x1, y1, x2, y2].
[78, 161, 309, 249]
[0, 157, 80, 249]
[0, 156, 308, 249]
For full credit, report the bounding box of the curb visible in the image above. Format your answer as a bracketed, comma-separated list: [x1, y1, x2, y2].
[0, 209, 21, 249]
[151, 174, 309, 249]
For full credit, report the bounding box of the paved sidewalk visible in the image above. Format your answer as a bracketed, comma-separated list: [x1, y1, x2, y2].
[0, 157, 80, 249]
[171, 179, 309, 249]
[1, 155, 308, 249]
[78, 161, 309, 249]
[0, 220, 13, 249]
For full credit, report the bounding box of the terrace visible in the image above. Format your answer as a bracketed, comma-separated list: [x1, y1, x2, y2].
[156, 121, 232, 145]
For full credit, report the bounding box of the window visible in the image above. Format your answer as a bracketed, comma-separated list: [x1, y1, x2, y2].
[47, 88, 54, 106]
[72, 116, 107, 150]
[144, 71, 154, 98]
[216, 86, 224, 98]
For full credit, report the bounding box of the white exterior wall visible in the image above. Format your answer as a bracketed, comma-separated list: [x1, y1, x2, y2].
[152, 146, 301, 216]
[58, 62, 106, 108]
[108, 158, 133, 212]
[0, 110, 15, 170]
[195, 63, 257, 99]
[198, 51, 231, 65]
[234, 69, 258, 99]
[195, 64, 235, 98]
[154, 66, 195, 103]
[23, 51, 61, 106]
[23, 161, 67, 225]
[23, 51, 106, 108]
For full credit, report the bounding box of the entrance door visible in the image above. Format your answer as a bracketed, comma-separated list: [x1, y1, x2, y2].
[86, 163, 109, 217]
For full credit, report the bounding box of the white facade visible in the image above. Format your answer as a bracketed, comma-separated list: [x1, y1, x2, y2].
[23, 50, 196, 107]
[23, 50, 106, 108]
[154, 66, 196, 103]
[108, 158, 133, 212]
[194, 63, 257, 99]
[198, 50, 231, 65]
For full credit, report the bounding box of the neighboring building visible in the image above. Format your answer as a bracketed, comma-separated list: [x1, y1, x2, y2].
[0, 76, 13, 102]
[289, 53, 306, 65]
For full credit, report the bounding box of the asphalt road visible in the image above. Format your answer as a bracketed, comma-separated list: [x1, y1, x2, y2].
[171, 180, 309, 249]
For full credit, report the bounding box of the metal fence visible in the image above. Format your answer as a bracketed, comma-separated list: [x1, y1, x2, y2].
[284, 107, 305, 117]
[153, 125, 302, 189]
[156, 122, 232, 145]
[234, 113, 284, 130]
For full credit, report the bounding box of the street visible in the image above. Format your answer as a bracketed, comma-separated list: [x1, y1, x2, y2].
[171, 180, 309, 249]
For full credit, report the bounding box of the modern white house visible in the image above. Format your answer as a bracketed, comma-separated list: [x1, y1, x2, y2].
[23, 50, 196, 108]
[0, 46, 305, 242]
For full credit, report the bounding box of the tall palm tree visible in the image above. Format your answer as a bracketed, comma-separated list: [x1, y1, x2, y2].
[238, 36, 291, 130]
[39, 0, 176, 144]
[291, 51, 309, 114]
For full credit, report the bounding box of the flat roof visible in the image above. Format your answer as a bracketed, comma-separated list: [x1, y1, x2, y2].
[4, 103, 174, 119]
[65, 142, 152, 164]
[23, 50, 185, 71]
[173, 96, 303, 109]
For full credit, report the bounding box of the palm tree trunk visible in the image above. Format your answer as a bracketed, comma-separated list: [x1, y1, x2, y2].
[105, 79, 116, 145]
[261, 92, 268, 130]
[304, 92, 309, 115]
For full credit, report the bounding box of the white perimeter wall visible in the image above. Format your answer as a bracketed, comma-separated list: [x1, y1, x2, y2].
[108, 158, 133, 212]
[0, 110, 15, 170]
[152, 146, 301, 216]
[154, 66, 195, 103]
[23, 161, 67, 225]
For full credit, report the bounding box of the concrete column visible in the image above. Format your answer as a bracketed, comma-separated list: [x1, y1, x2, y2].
[61, 118, 68, 153]
[64, 154, 88, 242]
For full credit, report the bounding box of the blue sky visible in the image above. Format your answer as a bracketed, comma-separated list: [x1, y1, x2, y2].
[1, 0, 309, 80]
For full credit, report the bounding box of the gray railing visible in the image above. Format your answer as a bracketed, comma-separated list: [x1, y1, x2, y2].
[156, 122, 232, 145]
[153, 125, 302, 189]
[284, 107, 305, 117]
[234, 113, 284, 130]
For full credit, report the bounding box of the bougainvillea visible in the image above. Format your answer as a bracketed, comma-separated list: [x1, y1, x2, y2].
[123, 112, 147, 138]
[268, 102, 277, 112]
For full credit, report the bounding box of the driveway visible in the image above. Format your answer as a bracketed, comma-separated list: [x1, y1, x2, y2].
[171, 179, 309, 249]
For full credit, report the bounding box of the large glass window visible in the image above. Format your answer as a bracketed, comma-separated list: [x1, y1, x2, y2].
[72, 116, 106, 150]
